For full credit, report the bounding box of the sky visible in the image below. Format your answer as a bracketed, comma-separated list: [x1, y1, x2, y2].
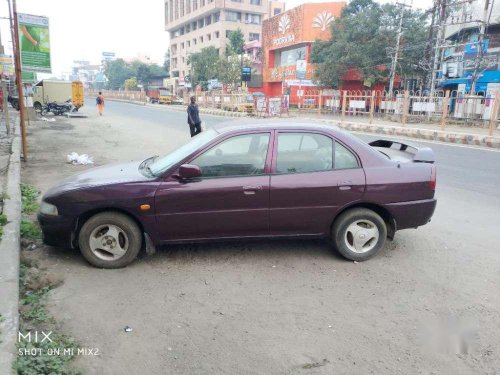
[0, 0, 434, 77]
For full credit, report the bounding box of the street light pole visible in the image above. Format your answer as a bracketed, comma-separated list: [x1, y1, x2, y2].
[11, 0, 27, 160]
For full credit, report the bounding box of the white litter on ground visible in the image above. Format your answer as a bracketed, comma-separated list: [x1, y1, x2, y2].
[66, 152, 94, 165]
[41, 117, 56, 122]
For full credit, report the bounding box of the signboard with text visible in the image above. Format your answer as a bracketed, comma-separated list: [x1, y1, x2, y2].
[18, 13, 51, 73]
[241, 67, 252, 82]
[296, 60, 307, 80]
[0, 55, 14, 75]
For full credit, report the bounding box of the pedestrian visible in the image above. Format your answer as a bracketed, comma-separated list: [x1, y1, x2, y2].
[96, 91, 105, 116]
[187, 96, 202, 137]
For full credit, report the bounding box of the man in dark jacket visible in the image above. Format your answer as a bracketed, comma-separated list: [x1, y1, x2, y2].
[187, 96, 202, 137]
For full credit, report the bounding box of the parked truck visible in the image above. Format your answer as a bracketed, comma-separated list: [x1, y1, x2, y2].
[33, 80, 84, 112]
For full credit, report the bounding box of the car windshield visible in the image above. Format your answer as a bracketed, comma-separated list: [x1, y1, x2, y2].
[149, 129, 219, 176]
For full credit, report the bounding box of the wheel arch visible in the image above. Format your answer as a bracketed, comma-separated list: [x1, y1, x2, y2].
[331, 202, 396, 240]
[73, 207, 146, 247]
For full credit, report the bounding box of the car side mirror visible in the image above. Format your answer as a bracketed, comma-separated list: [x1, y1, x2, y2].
[178, 164, 202, 180]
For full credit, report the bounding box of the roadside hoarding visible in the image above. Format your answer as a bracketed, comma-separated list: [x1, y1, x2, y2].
[18, 13, 51, 73]
[0, 55, 14, 75]
[241, 67, 252, 82]
[296, 60, 306, 80]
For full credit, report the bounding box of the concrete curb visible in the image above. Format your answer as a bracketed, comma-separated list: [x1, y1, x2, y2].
[303, 118, 500, 149]
[0, 119, 21, 375]
[150, 104, 249, 118]
[95, 97, 146, 106]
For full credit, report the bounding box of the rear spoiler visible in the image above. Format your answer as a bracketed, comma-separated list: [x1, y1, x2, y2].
[369, 139, 435, 163]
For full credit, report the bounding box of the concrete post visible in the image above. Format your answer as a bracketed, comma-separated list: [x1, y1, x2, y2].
[489, 91, 500, 136]
[440, 90, 450, 130]
[402, 90, 410, 127]
[369, 90, 375, 124]
[341, 91, 347, 122]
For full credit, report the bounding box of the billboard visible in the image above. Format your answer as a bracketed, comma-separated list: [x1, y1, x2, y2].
[0, 55, 14, 75]
[296, 60, 307, 80]
[242, 66, 252, 82]
[18, 13, 51, 73]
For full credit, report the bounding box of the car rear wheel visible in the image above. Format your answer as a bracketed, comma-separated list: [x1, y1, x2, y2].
[331, 208, 387, 261]
[79, 212, 142, 268]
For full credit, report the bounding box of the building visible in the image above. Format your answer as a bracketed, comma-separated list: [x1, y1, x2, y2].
[260, 2, 345, 104]
[243, 39, 263, 88]
[439, 0, 500, 94]
[164, 0, 285, 90]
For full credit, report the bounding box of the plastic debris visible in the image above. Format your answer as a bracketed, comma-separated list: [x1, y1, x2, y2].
[67, 152, 94, 165]
[41, 117, 56, 122]
[124, 326, 133, 332]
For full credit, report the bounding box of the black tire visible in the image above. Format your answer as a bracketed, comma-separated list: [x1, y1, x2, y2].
[34, 102, 42, 112]
[331, 208, 387, 261]
[78, 212, 142, 268]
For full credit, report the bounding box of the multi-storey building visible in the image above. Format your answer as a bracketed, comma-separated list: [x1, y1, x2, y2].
[439, 0, 500, 94]
[259, 2, 345, 104]
[164, 0, 284, 89]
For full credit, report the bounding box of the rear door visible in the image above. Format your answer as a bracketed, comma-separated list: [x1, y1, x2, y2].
[269, 131, 365, 236]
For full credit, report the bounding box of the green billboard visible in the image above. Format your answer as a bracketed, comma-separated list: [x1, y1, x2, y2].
[18, 13, 51, 73]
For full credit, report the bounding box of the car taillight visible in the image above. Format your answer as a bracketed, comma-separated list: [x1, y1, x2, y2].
[429, 165, 436, 191]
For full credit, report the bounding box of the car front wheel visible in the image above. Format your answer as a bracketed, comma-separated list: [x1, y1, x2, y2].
[332, 208, 387, 261]
[78, 212, 142, 268]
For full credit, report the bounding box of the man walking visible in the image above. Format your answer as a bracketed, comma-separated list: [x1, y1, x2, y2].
[96, 92, 105, 116]
[187, 96, 202, 137]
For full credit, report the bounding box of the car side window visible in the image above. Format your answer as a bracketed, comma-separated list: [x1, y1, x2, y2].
[276, 133, 333, 174]
[335, 142, 359, 169]
[191, 133, 270, 178]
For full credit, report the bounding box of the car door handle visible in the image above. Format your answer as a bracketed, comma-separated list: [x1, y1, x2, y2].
[242, 185, 262, 195]
[338, 180, 352, 190]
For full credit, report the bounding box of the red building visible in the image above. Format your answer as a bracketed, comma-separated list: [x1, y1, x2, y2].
[259, 2, 345, 104]
[258, 2, 396, 104]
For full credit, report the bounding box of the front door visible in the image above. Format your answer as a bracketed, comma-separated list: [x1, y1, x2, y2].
[155, 132, 272, 241]
[270, 132, 365, 236]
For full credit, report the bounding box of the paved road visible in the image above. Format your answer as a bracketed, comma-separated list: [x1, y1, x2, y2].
[21, 101, 500, 375]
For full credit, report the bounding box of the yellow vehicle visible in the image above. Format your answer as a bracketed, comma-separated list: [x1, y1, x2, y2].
[237, 94, 255, 113]
[33, 80, 84, 112]
[158, 88, 175, 104]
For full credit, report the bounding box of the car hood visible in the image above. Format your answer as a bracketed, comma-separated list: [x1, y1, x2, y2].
[44, 160, 154, 198]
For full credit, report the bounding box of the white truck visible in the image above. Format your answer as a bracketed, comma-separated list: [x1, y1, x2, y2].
[33, 80, 84, 112]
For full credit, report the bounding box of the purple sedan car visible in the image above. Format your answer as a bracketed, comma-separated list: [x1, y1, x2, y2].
[38, 122, 436, 268]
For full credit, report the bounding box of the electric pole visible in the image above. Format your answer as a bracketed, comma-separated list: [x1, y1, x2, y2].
[470, 0, 491, 95]
[388, 1, 412, 96]
[429, 0, 447, 97]
[11, 0, 27, 159]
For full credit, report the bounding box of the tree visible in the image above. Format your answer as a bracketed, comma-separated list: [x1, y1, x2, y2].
[311, 0, 429, 88]
[104, 59, 167, 89]
[124, 77, 138, 90]
[227, 29, 245, 56]
[187, 47, 220, 86]
[104, 59, 134, 90]
[217, 54, 251, 88]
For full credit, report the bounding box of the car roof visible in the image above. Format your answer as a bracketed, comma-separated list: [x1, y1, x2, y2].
[213, 119, 343, 135]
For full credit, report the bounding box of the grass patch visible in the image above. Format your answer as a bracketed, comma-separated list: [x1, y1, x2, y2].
[15, 258, 80, 375]
[21, 184, 40, 214]
[14, 333, 81, 375]
[20, 220, 42, 241]
[0, 213, 6, 239]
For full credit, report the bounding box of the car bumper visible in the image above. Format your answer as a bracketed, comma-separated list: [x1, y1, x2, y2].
[37, 213, 76, 248]
[385, 198, 437, 231]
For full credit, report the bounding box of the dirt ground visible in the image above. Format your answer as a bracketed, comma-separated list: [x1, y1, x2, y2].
[20, 102, 500, 375]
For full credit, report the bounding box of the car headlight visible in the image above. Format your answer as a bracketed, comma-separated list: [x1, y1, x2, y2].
[40, 201, 58, 216]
